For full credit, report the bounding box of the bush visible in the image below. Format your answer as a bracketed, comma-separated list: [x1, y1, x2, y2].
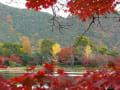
[0, 56, 22, 67]
[9, 61, 16, 67]
[20, 53, 34, 66]
[81, 54, 114, 67]
[81, 56, 97, 67]
[57, 47, 74, 64]
[92, 54, 114, 66]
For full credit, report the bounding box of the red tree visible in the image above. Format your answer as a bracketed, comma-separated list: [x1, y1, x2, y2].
[25, 0, 119, 22]
[57, 47, 74, 64]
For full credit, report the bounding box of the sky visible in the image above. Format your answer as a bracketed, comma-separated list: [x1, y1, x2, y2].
[0, 0, 70, 17]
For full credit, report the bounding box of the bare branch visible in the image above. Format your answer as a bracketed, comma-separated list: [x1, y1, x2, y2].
[94, 16, 120, 18]
[49, 6, 73, 33]
[96, 15, 107, 32]
[82, 17, 95, 36]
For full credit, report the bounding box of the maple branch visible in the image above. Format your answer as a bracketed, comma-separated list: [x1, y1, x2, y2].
[50, 6, 73, 33]
[81, 13, 120, 35]
[94, 16, 120, 18]
[96, 15, 107, 32]
[51, 7, 56, 32]
[82, 17, 95, 36]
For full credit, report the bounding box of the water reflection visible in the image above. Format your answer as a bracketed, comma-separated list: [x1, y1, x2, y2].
[0, 72, 24, 80]
[0, 71, 84, 80]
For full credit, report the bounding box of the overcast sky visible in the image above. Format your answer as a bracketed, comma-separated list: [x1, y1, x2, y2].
[0, 0, 70, 17]
[0, 0, 26, 8]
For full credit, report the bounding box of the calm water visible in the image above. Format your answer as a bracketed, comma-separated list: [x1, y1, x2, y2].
[0, 72, 24, 80]
[0, 71, 84, 80]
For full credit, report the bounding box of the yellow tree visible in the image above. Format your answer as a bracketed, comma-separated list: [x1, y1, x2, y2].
[52, 43, 61, 62]
[20, 36, 32, 53]
[0, 43, 3, 47]
[84, 45, 92, 58]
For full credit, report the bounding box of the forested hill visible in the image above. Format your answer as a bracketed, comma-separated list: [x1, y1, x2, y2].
[0, 3, 120, 49]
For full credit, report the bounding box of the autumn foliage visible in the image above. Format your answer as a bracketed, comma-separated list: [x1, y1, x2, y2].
[25, 0, 119, 21]
[67, 0, 119, 21]
[20, 36, 32, 53]
[0, 56, 22, 67]
[57, 47, 74, 64]
[0, 58, 120, 89]
[0, 0, 120, 89]
[26, 0, 57, 11]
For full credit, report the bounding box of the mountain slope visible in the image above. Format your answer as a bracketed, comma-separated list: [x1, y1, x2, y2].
[0, 3, 120, 49]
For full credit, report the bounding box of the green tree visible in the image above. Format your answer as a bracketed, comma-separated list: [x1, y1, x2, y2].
[20, 53, 34, 66]
[106, 50, 119, 57]
[98, 46, 108, 54]
[38, 39, 55, 63]
[73, 36, 95, 58]
[0, 47, 5, 56]
[3, 42, 22, 56]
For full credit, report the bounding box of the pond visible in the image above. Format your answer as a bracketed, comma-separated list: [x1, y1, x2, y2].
[0, 72, 24, 80]
[0, 71, 84, 80]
